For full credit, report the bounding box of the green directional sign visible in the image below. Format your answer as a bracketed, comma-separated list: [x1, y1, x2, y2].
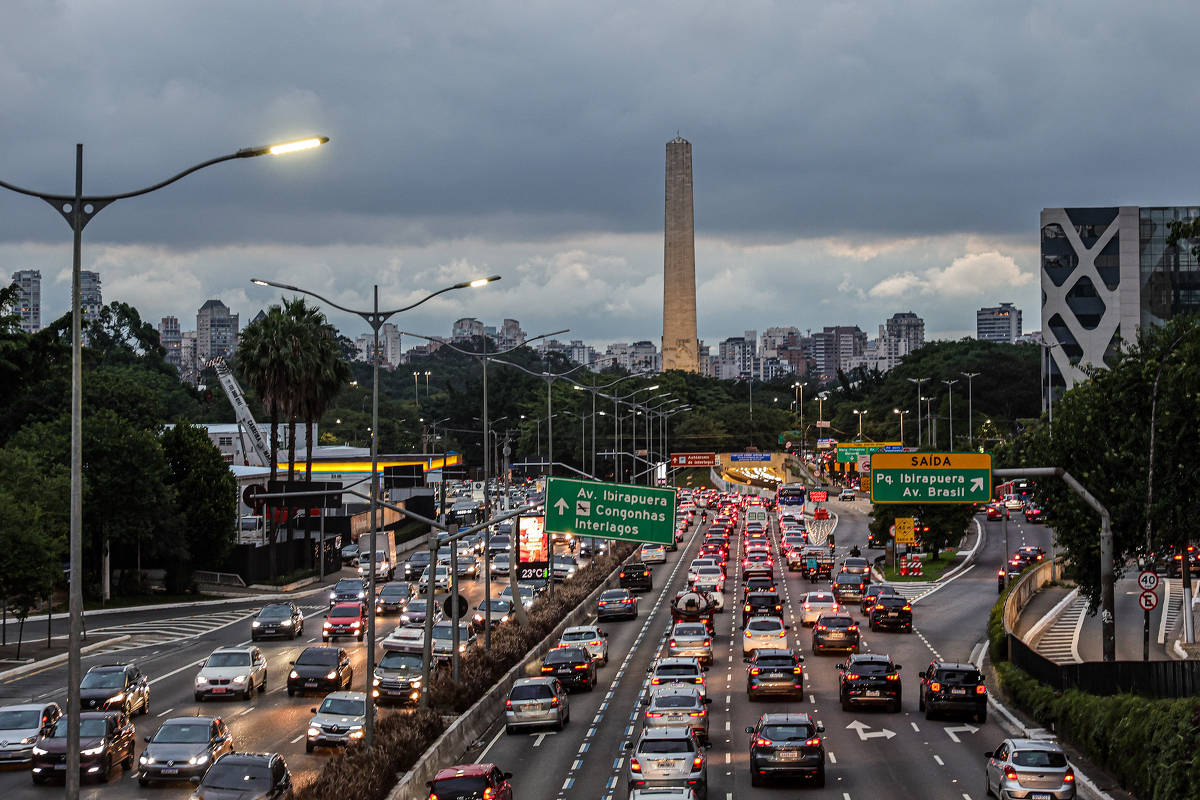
[545, 477, 676, 545]
[870, 452, 992, 504]
[836, 442, 902, 463]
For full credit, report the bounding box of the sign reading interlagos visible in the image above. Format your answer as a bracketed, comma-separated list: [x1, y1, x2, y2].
[545, 477, 676, 545]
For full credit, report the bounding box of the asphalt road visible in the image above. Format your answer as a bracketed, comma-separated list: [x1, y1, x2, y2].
[0, 554, 515, 798]
[456, 502, 1069, 800]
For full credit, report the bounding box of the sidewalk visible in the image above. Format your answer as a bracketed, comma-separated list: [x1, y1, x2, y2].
[1010, 584, 1074, 642]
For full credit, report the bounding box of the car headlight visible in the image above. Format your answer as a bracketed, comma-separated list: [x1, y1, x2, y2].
[139, 755, 152, 765]
[307, 728, 320, 737]
[349, 728, 364, 739]
[329, 592, 336, 600]
[252, 621, 262, 628]
[82, 743, 105, 756]
[18, 736, 35, 745]
[107, 692, 125, 704]
[357, 591, 365, 598]
[473, 614, 483, 622]
[400, 615, 411, 623]
[501, 615, 510, 623]
[195, 675, 209, 685]
[280, 619, 292, 626]
[326, 671, 338, 680]
[289, 670, 299, 679]
[32, 745, 47, 755]
[372, 677, 381, 686]
[411, 679, 421, 688]
[188, 754, 209, 766]
[231, 675, 247, 684]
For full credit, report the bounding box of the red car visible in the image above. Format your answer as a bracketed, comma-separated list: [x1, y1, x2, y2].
[323, 602, 366, 641]
[985, 504, 1007, 521]
[427, 763, 513, 800]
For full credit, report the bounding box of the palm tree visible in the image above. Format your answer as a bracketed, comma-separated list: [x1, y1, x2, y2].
[235, 306, 292, 483]
[294, 316, 351, 480]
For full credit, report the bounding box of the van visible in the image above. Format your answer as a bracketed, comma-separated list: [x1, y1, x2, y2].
[356, 530, 397, 581]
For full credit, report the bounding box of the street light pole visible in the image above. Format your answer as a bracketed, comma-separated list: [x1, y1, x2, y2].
[250, 273, 498, 749]
[961, 372, 980, 449]
[906, 377, 926, 451]
[852, 409, 867, 441]
[0, 135, 328, 800]
[942, 379, 958, 449]
[893, 408, 908, 445]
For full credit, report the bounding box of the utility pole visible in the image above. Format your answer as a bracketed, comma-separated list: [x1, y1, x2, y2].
[961, 372, 980, 450]
[907, 377, 926, 450]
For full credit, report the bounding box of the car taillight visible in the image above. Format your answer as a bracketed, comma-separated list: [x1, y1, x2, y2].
[692, 755, 704, 769]
[804, 737, 821, 747]
[903, 605, 912, 611]
[505, 699, 513, 710]
[550, 696, 560, 707]
[669, 640, 677, 647]
[976, 684, 987, 695]
[651, 677, 662, 684]
[689, 710, 706, 717]
[643, 571, 650, 576]
[848, 625, 858, 631]
[815, 625, 827, 631]
[620, 572, 626, 577]
[1003, 766, 1017, 780]
[744, 604, 752, 611]
[541, 666, 553, 672]
[703, 639, 711, 646]
[483, 789, 496, 800]
[793, 666, 803, 674]
[778, 630, 786, 637]
[646, 712, 663, 718]
[754, 737, 772, 746]
[630, 757, 641, 773]
[775, 604, 782, 610]
[886, 673, 900, 681]
[589, 640, 602, 646]
[694, 676, 704, 684]
[430, 794, 439, 800]
[845, 673, 860, 680]
[874, 604, 884, 610]
[749, 667, 761, 675]
[1064, 766, 1075, 783]
[930, 681, 941, 692]
[573, 664, 590, 670]
[997, 569, 1005, 576]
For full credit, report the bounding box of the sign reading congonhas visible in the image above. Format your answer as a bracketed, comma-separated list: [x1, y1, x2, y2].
[545, 477, 676, 545]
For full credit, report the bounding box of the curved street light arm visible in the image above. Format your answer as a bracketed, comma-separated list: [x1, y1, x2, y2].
[402, 327, 568, 358]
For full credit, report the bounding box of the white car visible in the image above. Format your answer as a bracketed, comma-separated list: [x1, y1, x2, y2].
[799, 591, 840, 626]
[194, 647, 268, 701]
[381, 625, 427, 654]
[687, 558, 722, 584]
[641, 543, 667, 564]
[418, 564, 452, 593]
[557, 625, 609, 664]
[691, 566, 725, 592]
[742, 616, 789, 658]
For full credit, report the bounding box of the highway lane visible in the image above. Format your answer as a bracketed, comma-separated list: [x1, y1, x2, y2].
[0, 555, 507, 798]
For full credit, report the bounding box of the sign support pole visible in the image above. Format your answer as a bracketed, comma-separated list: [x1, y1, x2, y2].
[1143, 607, 1150, 662]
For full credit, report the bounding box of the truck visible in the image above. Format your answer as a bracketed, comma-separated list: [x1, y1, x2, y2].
[795, 545, 834, 580]
[357, 530, 397, 581]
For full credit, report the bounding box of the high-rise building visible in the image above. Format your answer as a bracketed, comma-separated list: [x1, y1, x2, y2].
[1041, 205, 1200, 390]
[661, 136, 700, 372]
[451, 317, 485, 342]
[381, 323, 403, 367]
[10, 269, 41, 333]
[976, 303, 1022, 343]
[498, 319, 526, 350]
[606, 341, 660, 373]
[80, 270, 103, 325]
[885, 311, 925, 354]
[159, 316, 182, 371]
[179, 331, 198, 385]
[196, 299, 239, 362]
[811, 326, 867, 378]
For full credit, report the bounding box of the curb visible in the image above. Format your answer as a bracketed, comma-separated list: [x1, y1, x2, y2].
[0, 635, 132, 682]
[868, 517, 983, 587]
[1023, 588, 1079, 644]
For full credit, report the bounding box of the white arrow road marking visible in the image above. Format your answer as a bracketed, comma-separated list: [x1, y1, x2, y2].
[845, 720, 896, 740]
[944, 723, 979, 743]
[533, 731, 557, 747]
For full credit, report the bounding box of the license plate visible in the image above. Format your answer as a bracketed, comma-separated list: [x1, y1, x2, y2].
[888, 612, 899, 617]
[1030, 794, 1051, 800]
[865, 690, 880, 697]
[777, 750, 799, 760]
[951, 687, 966, 695]
[161, 768, 179, 775]
[212, 687, 226, 694]
[826, 632, 844, 639]
[656, 760, 676, 768]
[305, 681, 318, 687]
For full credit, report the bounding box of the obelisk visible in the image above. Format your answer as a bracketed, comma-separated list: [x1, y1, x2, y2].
[662, 136, 700, 373]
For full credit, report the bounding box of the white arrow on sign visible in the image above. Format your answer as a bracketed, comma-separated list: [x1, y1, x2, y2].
[970, 477, 985, 493]
[944, 723, 979, 743]
[846, 720, 896, 741]
[553, 498, 569, 514]
[532, 731, 557, 747]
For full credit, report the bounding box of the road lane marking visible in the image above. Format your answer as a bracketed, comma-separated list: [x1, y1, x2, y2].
[156, 707, 175, 717]
[474, 725, 505, 763]
[561, 777, 574, 790]
[933, 754, 944, 765]
[828, 752, 837, 764]
[911, 722, 920, 732]
[238, 707, 254, 716]
[291, 734, 304, 743]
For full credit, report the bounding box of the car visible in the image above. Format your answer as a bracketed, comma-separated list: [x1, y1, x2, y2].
[832, 572, 866, 604]
[553, 553, 581, 581]
[329, 577, 366, 608]
[375, 582, 414, 615]
[840, 556, 872, 577]
[195, 647, 268, 701]
[322, 602, 367, 641]
[418, 564, 452, 593]
[812, 613, 860, 653]
[1016, 545, 1047, 563]
[340, 543, 360, 564]
[838, 487, 856, 501]
[627, 726, 708, 800]
[597, 588, 639, 620]
[31, 710, 135, 784]
[490, 551, 512, 576]
[643, 684, 711, 742]
[641, 543, 668, 564]
[399, 596, 443, 626]
[741, 553, 774, 579]
[287, 646, 352, 697]
[431, 621, 476, 661]
[381, 625, 426, 654]
[78, 662, 150, 715]
[252, 602, 305, 639]
[1003, 494, 1025, 511]
[0, 703, 60, 765]
[472, 598, 514, 632]
[305, 691, 367, 752]
[668, 622, 714, 665]
[918, 660, 987, 721]
[505, 676, 569, 733]
[741, 590, 784, 626]
[499, 583, 537, 610]
[688, 559, 723, 584]
[799, 591, 839, 626]
[984, 738, 1076, 799]
[861, 583, 900, 614]
[986, 503, 1008, 521]
[743, 575, 777, 594]
[620, 562, 654, 592]
[427, 763, 514, 800]
[746, 712, 826, 787]
[358, 549, 397, 581]
[746, 648, 804, 700]
[190, 752, 294, 799]
[578, 537, 609, 558]
[692, 580, 725, 612]
[437, 546, 479, 579]
[869, 594, 914, 632]
[487, 534, 514, 559]
[557, 625, 609, 664]
[837, 653, 902, 712]
[742, 616, 789, 658]
[403, 551, 431, 581]
[648, 657, 707, 692]
[1023, 503, 1048, 523]
[137, 715, 233, 785]
[372, 650, 424, 705]
[539, 645, 596, 691]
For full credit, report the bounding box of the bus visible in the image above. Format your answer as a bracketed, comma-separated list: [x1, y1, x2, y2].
[776, 483, 806, 511]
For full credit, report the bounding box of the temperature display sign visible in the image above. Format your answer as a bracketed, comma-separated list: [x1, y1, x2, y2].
[517, 515, 550, 580]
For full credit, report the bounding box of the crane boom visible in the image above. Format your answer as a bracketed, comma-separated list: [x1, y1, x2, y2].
[207, 357, 272, 467]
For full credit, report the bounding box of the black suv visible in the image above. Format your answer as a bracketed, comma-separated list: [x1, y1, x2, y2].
[837, 653, 902, 712]
[746, 712, 825, 787]
[860, 583, 899, 615]
[619, 562, 653, 592]
[742, 591, 784, 626]
[328, 577, 365, 608]
[539, 646, 596, 691]
[868, 594, 913, 632]
[403, 551, 431, 581]
[743, 575, 777, 595]
[79, 664, 150, 715]
[918, 661, 987, 722]
[191, 753, 293, 799]
[287, 647, 352, 697]
[252, 603, 304, 640]
[746, 648, 804, 700]
[832, 572, 865, 605]
[811, 613, 860, 654]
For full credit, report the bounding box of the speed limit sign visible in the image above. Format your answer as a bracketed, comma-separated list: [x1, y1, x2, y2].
[1137, 570, 1160, 592]
[1138, 591, 1159, 612]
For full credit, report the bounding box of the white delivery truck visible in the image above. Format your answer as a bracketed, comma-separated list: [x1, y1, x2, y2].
[357, 530, 398, 581]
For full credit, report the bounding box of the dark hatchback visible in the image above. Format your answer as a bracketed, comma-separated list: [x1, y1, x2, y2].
[251, 603, 304, 640]
[403, 551, 431, 581]
[372, 651, 424, 706]
[328, 577, 365, 608]
[918, 661, 987, 722]
[868, 595, 913, 632]
[832, 572, 866, 605]
[746, 712, 826, 787]
[619, 562, 653, 592]
[287, 647, 352, 697]
[597, 588, 639, 620]
[137, 715, 233, 786]
[78, 663, 149, 715]
[743, 576, 777, 595]
[742, 591, 784, 626]
[812, 613, 860, 653]
[539, 646, 596, 691]
[746, 648, 804, 700]
[31, 711, 135, 784]
[375, 582, 413, 615]
[861, 583, 900, 615]
[190, 752, 294, 800]
[837, 653, 902, 712]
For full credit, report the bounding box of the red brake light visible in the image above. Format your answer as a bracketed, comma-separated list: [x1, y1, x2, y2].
[874, 604, 885, 610]
[669, 639, 677, 647]
[630, 757, 641, 773]
[903, 605, 912, 611]
[691, 754, 704, 769]
[845, 673, 860, 680]
[1064, 766, 1075, 782]
[482, 789, 495, 800]
[804, 737, 821, 746]
[749, 667, 761, 675]
[976, 685, 986, 695]
[848, 625, 858, 631]
[505, 699, 513, 710]
[573, 664, 590, 670]
[688, 710, 706, 717]
[643, 571, 650, 576]
[541, 666, 553, 672]
[930, 681, 941, 692]
[703, 639, 710, 646]
[430, 794, 439, 800]
[1003, 766, 1017, 780]
[646, 712, 663, 718]
[815, 625, 826, 631]
[744, 604, 752, 611]
[651, 677, 661, 684]
[886, 673, 900, 681]
[551, 696, 560, 707]
[754, 737, 772, 746]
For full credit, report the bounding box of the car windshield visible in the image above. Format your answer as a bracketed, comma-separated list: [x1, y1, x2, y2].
[639, 739, 694, 754]
[561, 631, 591, 641]
[0, 710, 40, 729]
[852, 660, 892, 674]
[509, 684, 553, 701]
[1012, 750, 1068, 768]
[940, 669, 982, 683]
[336, 580, 362, 590]
[880, 597, 907, 607]
[480, 599, 510, 612]
[755, 656, 794, 668]
[79, 671, 124, 689]
[380, 584, 408, 597]
[654, 694, 699, 709]
[295, 649, 338, 666]
[258, 604, 291, 618]
[600, 590, 628, 601]
[835, 575, 860, 585]
[656, 665, 698, 676]
[331, 604, 360, 617]
[822, 617, 854, 628]
[697, 567, 722, 576]
[406, 599, 429, 611]
[411, 552, 430, 564]
[379, 652, 422, 670]
[51, 718, 106, 738]
[805, 594, 833, 603]
[202, 763, 271, 790]
[761, 724, 814, 740]
[318, 698, 365, 716]
[432, 623, 468, 638]
[544, 649, 586, 664]
[675, 625, 707, 637]
[747, 620, 781, 632]
[431, 777, 488, 797]
[152, 722, 210, 743]
[206, 652, 251, 668]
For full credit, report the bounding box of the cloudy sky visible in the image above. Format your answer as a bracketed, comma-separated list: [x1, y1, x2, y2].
[2, 1, 1197, 347]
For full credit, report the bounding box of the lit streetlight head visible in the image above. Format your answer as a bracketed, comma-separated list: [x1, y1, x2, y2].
[454, 275, 502, 289]
[268, 137, 328, 155]
[646, 384, 660, 391]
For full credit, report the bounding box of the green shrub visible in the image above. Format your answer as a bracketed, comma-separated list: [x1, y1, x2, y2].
[995, 662, 1200, 800]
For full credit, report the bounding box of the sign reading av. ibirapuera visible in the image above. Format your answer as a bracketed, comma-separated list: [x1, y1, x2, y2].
[870, 452, 992, 504]
[545, 477, 676, 545]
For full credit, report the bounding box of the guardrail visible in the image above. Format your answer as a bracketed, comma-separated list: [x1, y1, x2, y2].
[193, 570, 247, 587]
[1001, 558, 1057, 645]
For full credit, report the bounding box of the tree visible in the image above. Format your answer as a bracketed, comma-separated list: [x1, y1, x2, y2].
[867, 502, 975, 560]
[160, 423, 237, 586]
[287, 299, 351, 480]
